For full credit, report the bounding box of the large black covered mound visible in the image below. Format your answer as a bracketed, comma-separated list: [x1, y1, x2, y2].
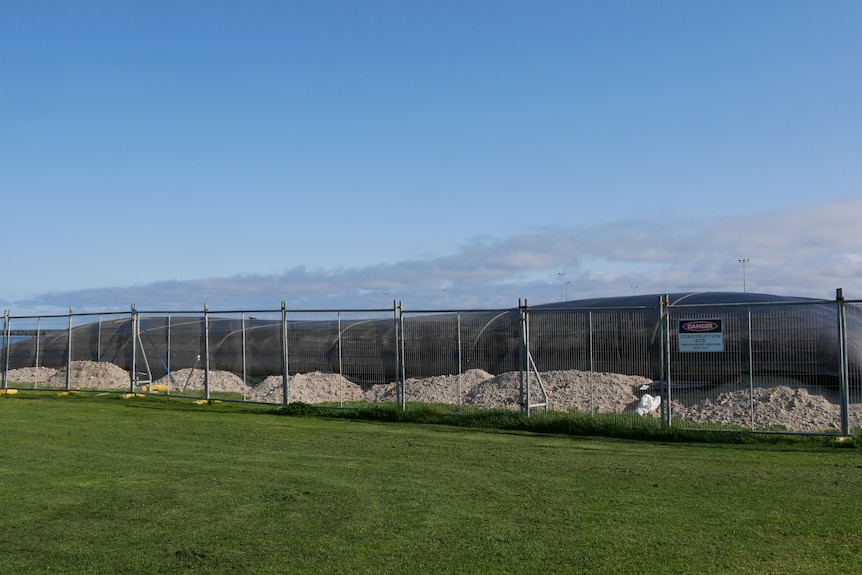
[2, 292, 856, 389]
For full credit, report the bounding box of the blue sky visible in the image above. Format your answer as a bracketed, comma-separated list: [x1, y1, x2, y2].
[2, 1, 861, 314]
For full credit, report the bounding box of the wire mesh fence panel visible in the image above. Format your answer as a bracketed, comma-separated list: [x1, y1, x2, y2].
[462, 309, 520, 377]
[31, 317, 71, 377]
[665, 301, 846, 433]
[750, 303, 838, 385]
[200, 313, 254, 402]
[285, 314, 336, 374]
[331, 310, 396, 405]
[526, 308, 657, 423]
[845, 301, 862, 431]
[336, 311, 399, 387]
[400, 311, 465, 408]
[528, 309, 591, 372]
[282, 313, 339, 405]
[847, 302, 862, 396]
[133, 310, 285, 403]
[748, 303, 844, 433]
[233, 311, 284, 404]
[64, 312, 129, 391]
[402, 311, 461, 380]
[145, 313, 206, 398]
[279, 310, 395, 406]
[133, 313, 193, 391]
[665, 307, 755, 431]
[400, 310, 518, 410]
[2, 313, 73, 390]
[458, 310, 519, 409]
[89, 312, 134, 375]
[589, 309, 657, 378]
[3, 315, 39, 388]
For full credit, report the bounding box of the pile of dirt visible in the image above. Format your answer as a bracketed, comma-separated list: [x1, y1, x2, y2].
[154, 368, 247, 395]
[460, 370, 650, 413]
[365, 369, 496, 404]
[4, 366, 57, 385]
[670, 377, 855, 432]
[250, 372, 364, 404]
[362, 369, 648, 413]
[10, 361, 147, 390]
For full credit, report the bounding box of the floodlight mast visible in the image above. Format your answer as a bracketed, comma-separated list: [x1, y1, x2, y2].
[738, 259, 750, 292]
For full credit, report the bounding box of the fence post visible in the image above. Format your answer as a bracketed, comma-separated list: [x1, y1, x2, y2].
[130, 305, 137, 392]
[2, 310, 9, 389]
[337, 311, 343, 390]
[747, 307, 755, 431]
[281, 301, 289, 405]
[661, 296, 671, 428]
[166, 314, 172, 388]
[35, 317, 41, 372]
[241, 312, 247, 390]
[66, 308, 73, 391]
[518, 299, 529, 417]
[836, 288, 850, 436]
[393, 301, 405, 410]
[457, 311, 463, 411]
[398, 301, 406, 410]
[588, 310, 595, 413]
[203, 304, 210, 400]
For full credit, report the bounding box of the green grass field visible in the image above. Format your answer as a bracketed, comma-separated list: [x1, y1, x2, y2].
[1, 392, 860, 574]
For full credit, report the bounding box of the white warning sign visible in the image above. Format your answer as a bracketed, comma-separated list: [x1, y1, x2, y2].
[678, 319, 724, 352]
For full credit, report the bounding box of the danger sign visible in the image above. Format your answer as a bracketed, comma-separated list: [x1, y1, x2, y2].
[678, 319, 724, 352]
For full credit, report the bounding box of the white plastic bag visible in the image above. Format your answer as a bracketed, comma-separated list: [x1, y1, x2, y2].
[634, 393, 661, 416]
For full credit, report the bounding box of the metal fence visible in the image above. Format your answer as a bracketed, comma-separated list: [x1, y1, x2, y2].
[2, 294, 860, 436]
[660, 297, 860, 435]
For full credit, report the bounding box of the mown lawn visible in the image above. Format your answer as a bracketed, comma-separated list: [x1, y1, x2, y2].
[0, 392, 860, 574]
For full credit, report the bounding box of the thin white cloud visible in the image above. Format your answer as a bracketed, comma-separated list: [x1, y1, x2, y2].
[5, 198, 861, 316]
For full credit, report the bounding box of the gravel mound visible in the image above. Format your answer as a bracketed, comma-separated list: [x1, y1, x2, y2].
[462, 370, 651, 413]
[670, 376, 858, 432]
[365, 369, 495, 404]
[250, 372, 364, 404]
[4, 366, 57, 384]
[45, 361, 131, 389]
[154, 368, 247, 395]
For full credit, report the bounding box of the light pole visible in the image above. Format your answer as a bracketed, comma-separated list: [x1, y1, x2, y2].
[631, 285, 638, 296]
[738, 259, 750, 293]
[565, 281, 571, 300]
[557, 272, 565, 301]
